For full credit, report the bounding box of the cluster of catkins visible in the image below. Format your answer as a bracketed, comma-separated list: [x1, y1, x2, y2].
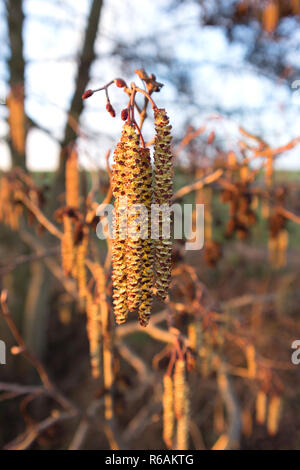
[112, 109, 173, 327]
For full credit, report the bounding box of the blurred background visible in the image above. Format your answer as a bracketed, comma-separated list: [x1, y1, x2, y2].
[1, 0, 300, 450]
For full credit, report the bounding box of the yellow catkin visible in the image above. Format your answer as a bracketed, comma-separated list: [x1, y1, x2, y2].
[124, 124, 147, 312]
[137, 148, 153, 327]
[7, 85, 25, 155]
[267, 395, 281, 435]
[256, 390, 267, 425]
[263, 0, 279, 33]
[246, 344, 256, 379]
[66, 149, 79, 209]
[112, 123, 154, 325]
[61, 215, 74, 277]
[153, 108, 173, 301]
[86, 292, 101, 379]
[174, 360, 186, 419]
[76, 227, 88, 299]
[174, 359, 190, 450]
[111, 126, 131, 324]
[176, 394, 190, 450]
[163, 374, 174, 449]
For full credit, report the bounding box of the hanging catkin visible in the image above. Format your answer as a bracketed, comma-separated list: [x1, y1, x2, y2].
[163, 374, 174, 449]
[86, 291, 101, 379]
[267, 395, 281, 435]
[76, 226, 88, 299]
[124, 124, 146, 312]
[137, 148, 153, 327]
[66, 149, 79, 209]
[112, 123, 154, 325]
[174, 359, 190, 450]
[61, 150, 80, 276]
[246, 344, 256, 379]
[111, 125, 131, 324]
[153, 108, 173, 301]
[256, 389, 267, 425]
[61, 215, 74, 277]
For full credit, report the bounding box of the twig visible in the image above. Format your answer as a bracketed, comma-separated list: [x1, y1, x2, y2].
[0, 290, 77, 412]
[172, 169, 223, 201]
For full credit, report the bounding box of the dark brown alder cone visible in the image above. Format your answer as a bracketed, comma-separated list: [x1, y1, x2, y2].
[153, 108, 173, 301]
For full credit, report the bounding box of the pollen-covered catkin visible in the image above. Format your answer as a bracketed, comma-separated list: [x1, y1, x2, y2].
[174, 359, 186, 419]
[153, 108, 173, 301]
[256, 390, 267, 425]
[174, 359, 190, 450]
[123, 124, 145, 311]
[66, 149, 79, 209]
[112, 123, 154, 325]
[267, 395, 281, 435]
[111, 125, 132, 324]
[137, 148, 153, 327]
[76, 226, 88, 299]
[86, 292, 101, 379]
[61, 215, 74, 277]
[163, 374, 174, 448]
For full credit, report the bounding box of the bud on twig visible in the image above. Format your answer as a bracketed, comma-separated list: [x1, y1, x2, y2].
[115, 78, 127, 88]
[121, 108, 128, 121]
[106, 103, 116, 117]
[82, 89, 94, 100]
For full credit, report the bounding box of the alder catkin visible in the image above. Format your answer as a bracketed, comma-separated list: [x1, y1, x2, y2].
[66, 149, 79, 209]
[137, 148, 153, 327]
[174, 359, 190, 450]
[124, 124, 145, 312]
[111, 126, 132, 324]
[86, 292, 101, 379]
[153, 108, 173, 301]
[163, 374, 174, 449]
[76, 226, 88, 299]
[174, 360, 186, 419]
[267, 395, 281, 435]
[256, 390, 267, 425]
[61, 215, 74, 277]
[246, 344, 256, 379]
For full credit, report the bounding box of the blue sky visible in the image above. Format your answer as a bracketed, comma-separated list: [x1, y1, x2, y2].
[0, 0, 300, 170]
